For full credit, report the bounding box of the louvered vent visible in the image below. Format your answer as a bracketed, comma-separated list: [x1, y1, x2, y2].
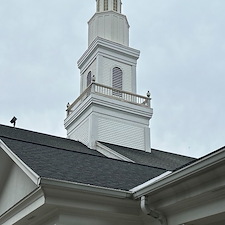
[113, 0, 118, 11]
[104, 0, 108, 11]
[97, 0, 100, 12]
[87, 71, 92, 87]
[112, 67, 122, 97]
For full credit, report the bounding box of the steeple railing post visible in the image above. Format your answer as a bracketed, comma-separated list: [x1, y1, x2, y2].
[91, 75, 96, 94]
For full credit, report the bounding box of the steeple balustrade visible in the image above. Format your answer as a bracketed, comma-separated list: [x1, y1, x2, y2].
[67, 82, 151, 115]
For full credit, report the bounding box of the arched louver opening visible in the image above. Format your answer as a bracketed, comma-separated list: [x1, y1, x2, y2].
[113, 0, 118, 11]
[112, 67, 123, 97]
[104, 0, 108, 11]
[87, 71, 92, 87]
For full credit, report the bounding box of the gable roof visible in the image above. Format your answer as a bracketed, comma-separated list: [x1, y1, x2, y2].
[101, 142, 196, 171]
[0, 124, 167, 191]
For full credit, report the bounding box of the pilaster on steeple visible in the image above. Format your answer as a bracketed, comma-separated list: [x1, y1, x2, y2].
[96, 0, 122, 13]
[89, 0, 129, 46]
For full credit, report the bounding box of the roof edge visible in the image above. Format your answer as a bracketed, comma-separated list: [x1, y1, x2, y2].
[132, 146, 225, 198]
[40, 177, 132, 199]
[130, 171, 172, 194]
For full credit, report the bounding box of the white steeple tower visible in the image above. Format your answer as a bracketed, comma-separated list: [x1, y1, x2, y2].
[65, 1, 153, 153]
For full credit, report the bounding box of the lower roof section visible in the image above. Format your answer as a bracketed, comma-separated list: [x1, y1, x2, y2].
[101, 142, 196, 171]
[0, 124, 167, 191]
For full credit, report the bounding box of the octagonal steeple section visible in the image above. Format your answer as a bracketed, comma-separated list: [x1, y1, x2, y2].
[89, 0, 129, 46]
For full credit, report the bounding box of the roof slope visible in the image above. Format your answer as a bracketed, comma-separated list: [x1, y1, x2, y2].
[0, 125, 166, 190]
[101, 142, 196, 171]
[0, 124, 102, 156]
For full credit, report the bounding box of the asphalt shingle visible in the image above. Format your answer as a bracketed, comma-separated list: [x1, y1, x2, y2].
[0, 124, 102, 156]
[101, 142, 196, 171]
[0, 125, 167, 190]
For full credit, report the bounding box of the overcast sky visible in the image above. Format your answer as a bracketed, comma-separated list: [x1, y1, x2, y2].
[0, 0, 224, 158]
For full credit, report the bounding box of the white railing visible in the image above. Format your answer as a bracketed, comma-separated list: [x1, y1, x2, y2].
[67, 82, 151, 115]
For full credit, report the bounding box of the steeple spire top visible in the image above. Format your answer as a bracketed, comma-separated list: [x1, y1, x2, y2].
[96, 0, 122, 13]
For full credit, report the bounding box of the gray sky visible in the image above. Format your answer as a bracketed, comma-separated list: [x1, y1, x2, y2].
[0, 0, 224, 158]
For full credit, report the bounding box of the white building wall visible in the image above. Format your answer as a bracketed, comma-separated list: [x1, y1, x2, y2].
[98, 117, 145, 150]
[0, 159, 37, 215]
[69, 118, 89, 145]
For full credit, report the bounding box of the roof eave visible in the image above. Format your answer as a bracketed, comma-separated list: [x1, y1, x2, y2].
[40, 177, 132, 199]
[132, 146, 225, 199]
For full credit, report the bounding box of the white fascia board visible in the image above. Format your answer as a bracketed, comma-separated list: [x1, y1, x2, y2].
[132, 147, 225, 199]
[130, 171, 172, 194]
[78, 37, 140, 69]
[40, 178, 132, 199]
[91, 93, 152, 117]
[79, 48, 139, 75]
[0, 187, 44, 225]
[96, 141, 135, 162]
[0, 139, 40, 186]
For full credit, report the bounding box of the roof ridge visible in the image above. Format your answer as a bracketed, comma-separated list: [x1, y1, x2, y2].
[151, 148, 196, 159]
[1, 135, 167, 171]
[0, 123, 70, 140]
[101, 141, 196, 159]
[0, 135, 99, 158]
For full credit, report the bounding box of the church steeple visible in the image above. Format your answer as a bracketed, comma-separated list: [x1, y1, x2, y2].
[65, 1, 153, 153]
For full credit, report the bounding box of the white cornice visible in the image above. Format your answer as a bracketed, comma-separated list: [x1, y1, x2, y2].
[64, 93, 153, 129]
[96, 142, 135, 162]
[77, 37, 140, 69]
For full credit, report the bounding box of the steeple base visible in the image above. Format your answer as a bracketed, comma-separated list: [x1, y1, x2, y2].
[64, 83, 153, 152]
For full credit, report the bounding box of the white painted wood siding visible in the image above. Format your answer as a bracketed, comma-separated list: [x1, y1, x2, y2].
[88, 11, 129, 46]
[69, 119, 89, 145]
[98, 117, 145, 150]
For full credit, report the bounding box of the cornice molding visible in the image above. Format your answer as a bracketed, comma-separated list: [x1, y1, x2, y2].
[78, 37, 140, 70]
[64, 92, 153, 129]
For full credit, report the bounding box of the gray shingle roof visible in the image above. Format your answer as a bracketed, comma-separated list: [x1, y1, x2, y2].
[0, 124, 102, 156]
[0, 125, 167, 190]
[101, 142, 196, 171]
